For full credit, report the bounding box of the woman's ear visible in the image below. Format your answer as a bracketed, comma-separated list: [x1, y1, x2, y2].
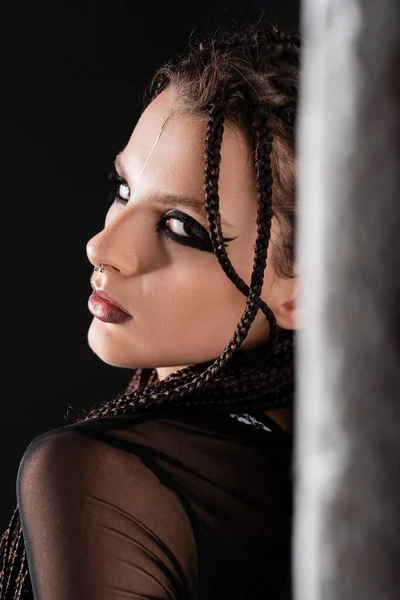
[264, 276, 301, 331]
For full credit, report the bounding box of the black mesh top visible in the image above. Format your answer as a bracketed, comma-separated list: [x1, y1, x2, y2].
[16, 407, 293, 600]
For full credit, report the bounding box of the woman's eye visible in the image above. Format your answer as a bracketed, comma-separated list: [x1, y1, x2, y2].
[107, 169, 130, 205]
[160, 210, 208, 243]
[163, 213, 199, 239]
[160, 210, 236, 253]
[116, 183, 130, 203]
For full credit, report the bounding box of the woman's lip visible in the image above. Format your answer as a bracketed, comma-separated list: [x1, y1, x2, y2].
[88, 290, 133, 324]
[90, 285, 132, 315]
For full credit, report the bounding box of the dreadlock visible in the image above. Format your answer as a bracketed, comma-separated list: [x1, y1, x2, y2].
[0, 21, 300, 598]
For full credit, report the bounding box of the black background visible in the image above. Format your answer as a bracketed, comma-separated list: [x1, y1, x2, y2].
[0, 0, 299, 531]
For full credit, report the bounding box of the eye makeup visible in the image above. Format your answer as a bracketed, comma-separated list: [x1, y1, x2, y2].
[106, 168, 237, 253]
[158, 210, 236, 252]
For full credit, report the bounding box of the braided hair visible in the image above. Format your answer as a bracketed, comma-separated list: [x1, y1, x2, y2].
[0, 21, 300, 599]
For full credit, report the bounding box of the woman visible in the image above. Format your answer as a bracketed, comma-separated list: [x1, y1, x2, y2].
[0, 22, 300, 599]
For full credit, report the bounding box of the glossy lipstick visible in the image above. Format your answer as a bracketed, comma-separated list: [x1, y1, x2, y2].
[88, 288, 132, 323]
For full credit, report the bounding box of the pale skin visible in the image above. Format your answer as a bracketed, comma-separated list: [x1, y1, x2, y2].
[87, 86, 298, 433]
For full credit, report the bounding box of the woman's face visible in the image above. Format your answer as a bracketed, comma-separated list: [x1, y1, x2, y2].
[86, 86, 297, 378]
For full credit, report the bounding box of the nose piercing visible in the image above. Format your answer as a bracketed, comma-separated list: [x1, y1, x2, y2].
[93, 264, 105, 273]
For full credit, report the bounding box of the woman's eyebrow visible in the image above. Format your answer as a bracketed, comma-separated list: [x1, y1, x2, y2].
[114, 153, 234, 229]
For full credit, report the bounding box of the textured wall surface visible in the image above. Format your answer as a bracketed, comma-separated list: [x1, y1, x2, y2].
[295, 0, 400, 598]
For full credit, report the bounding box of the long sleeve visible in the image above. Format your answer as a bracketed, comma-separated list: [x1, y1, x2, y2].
[16, 426, 198, 600]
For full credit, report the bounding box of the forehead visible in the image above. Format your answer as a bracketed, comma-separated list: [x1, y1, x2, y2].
[120, 86, 258, 230]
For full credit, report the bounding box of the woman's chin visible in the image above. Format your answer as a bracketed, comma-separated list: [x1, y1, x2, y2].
[87, 319, 134, 368]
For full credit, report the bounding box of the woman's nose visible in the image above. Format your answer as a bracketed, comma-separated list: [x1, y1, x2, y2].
[86, 208, 150, 276]
[86, 232, 115, 272]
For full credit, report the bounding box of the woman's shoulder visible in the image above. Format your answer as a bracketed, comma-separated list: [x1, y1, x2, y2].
[16, 407, 293, 600]
[18, 406, 292, 505]
[16, 405, 292, 600]
[19, 405, 292, 466]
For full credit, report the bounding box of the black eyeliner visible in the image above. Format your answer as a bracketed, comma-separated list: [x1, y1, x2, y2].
[160, 210, 236, 252]
[107, 168, 237, 251]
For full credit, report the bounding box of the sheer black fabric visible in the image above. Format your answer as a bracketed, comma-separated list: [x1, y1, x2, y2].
[16, 407, 293, 600]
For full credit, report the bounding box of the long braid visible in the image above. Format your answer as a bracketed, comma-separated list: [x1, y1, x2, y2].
[0, 22, 300, 599]
[0, 509, 31, 599]
[199, 92, 279, 369]
[79, 89, 281, 417]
